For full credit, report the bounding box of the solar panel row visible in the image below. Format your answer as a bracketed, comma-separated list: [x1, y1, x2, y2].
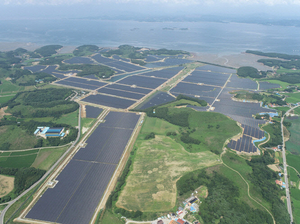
[82, 94, 136, 109]
[170, 82, 221, 98]
[242, 124, 264, 139]
[139, 67, 184, 79]
[27, 111, 140, 224]
[92, 54, 144, 73]
[117, 75, 167, 89]
[56, 77, 107, 90]
[97, 87, 145, 100]
[85, 105, 103, 118]
[196, 65, 236, 74]
[228, 135, 258, 153]
[183, 70, 230, 86]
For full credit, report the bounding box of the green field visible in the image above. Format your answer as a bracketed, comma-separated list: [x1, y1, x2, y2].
[0, 154, 37, 168]
[0, 95, 15, 104]
[99, 210, 124, 224]
[0, 125, 38, 150]
[31, 146, 69, 170]
[276, 68, 300, 74]
[292, 195, 300, 224]
[286, 117, 300, 155]
[287, 154, 300, 173]
[54, 109, 78, 126]
[81, 117, 96, 135]
[285, 92, 300, 104]
[0, 80, 24, 93]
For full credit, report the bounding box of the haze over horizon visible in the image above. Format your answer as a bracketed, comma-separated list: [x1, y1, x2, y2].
[0, 0, 300, 20]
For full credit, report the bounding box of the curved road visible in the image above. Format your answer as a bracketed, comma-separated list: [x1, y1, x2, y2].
[281, 105, 300, 224]
[0, 104, 82, 224]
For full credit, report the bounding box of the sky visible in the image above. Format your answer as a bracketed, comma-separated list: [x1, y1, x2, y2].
[0, 0, 300, 20]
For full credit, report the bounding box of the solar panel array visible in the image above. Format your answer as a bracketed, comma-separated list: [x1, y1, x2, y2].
[226, 74, 258, 90]
[196, 65, 236, 74]
[82, 94, 137, 109]
[56, 77, 107, 90]
[183, 71, 230, 87]
[64, 57, 95, 64]
[139, 67, 184, 79]
[92, 54, 144, 73]
[85, 105, 103, 118]
[27, 111, 140, 224]
[227, 124, 264, 153]
[139, 91, 175, 110]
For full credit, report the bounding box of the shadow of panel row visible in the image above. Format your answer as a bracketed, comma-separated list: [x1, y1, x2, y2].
[228, 135, 257, 153]
[97, 87, 145, 100]
[196, 65, 236, 74]
[170, 82, 221, 98]
[26, 112, 140, 224]
[242, 124, 264, 139]
[183, 71, 230, 86]
[116, 75, 167, 89]
[82, 94, 136, 109]
[139, 66, 184, 79]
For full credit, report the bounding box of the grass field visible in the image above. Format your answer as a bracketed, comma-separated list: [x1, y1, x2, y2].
[31, 146, 69, 170]
[0, 154, 37, 168]
[0, 125, 37, 150]
[0, 175, 14, 197]
[81, 117, 96, 135]
[276, 68, 300, 74]
[287, 154, 300, 173]
[0, 80, 24, 93]
[117, 135, 220, 212]
[99, 210, 124, 224]
[291, 194, 300, 224]
[0, 95, 15, 104]
[286, 117, 300, 155]
[166, 99, 204, 107]
[285, 92, 300, 104]
[54, 109, 78, 127]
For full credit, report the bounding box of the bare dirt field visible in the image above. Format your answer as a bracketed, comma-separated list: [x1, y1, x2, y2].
[0, 175, 14, 197]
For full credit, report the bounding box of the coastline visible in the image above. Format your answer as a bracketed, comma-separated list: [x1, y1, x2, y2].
[0, 42, 272, 70]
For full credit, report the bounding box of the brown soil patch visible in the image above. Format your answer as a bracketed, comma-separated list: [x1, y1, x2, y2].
[0, 175, 14, 197]
[281, 196, 286, 202]
[0, 106, 11, 119]
[31, 151, 52, 168]
[5, 77, 11, 81]
[81, 104, 86, 118]
[267, 164, 281, 172]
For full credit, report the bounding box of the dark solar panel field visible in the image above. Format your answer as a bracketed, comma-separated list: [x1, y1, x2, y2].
[105, 83, 151, 95]
[64, 57, 95, 64]
[50, 73, 66, 79]
[226, 75, 258, 90]
[82, 74, 99, 80]
[228, 135, 258, 153]
[105, 61, 144, 73]
[112, 55, 130, 62]
[117, 75, 166, 89]
[27, 111, 140, 224]
[92, 54, 114, 63]
[40, 65, 58, 74]
[226, 114, 266, 128]
[139, 67, 184, 79]
[24, 65, 47, 73]
[67, 77, 107, 88]
[85, 105, 103, 118]
[183, 71, 230, 86]
[91, 54, 144, 73]
[82, 94, 136, 109]
[170, 82, 221, 98]
[98, 87, 145, 100]
[145, 55, 161, 62]
[147, 58, 191, 67]
[56, 80, 99, 90]
[139, 92, 175, 109]
[242, 124, 264, 139]
[213, 89, 275, 119]
[259, 82, 281, 90]
[196, 65, 236, 74]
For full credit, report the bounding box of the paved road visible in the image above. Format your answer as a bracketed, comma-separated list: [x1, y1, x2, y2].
[281, 105, 300, 224]
[0, 104, 82, 224]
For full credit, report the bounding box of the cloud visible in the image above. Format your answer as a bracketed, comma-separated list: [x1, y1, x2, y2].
[2, 0, 300, 5]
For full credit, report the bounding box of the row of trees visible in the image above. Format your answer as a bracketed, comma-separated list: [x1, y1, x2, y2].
[237, 66, 265, 78]
[73, 45, 99, 56]
[246, 50, 300, 60]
